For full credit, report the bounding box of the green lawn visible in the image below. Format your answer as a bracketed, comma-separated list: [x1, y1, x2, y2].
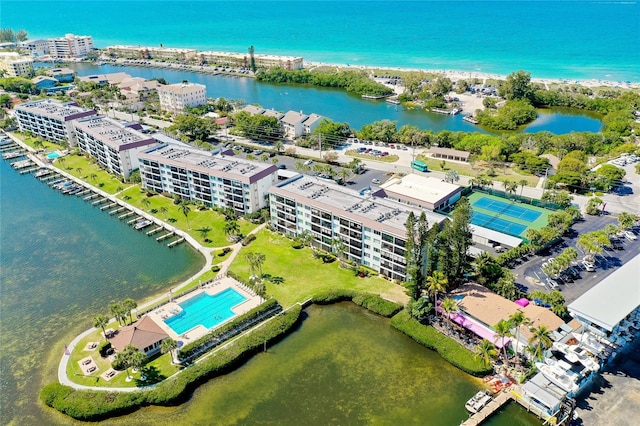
[229, 229, 409, 308]
[11, 131, 60, 152]
[53, 153, 127, 194]
[117, 187, 257, 248]
[66, 323, 181, 388]
[415, 155, 540, 186]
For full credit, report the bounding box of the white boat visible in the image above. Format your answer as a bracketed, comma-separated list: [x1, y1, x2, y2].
[566, 345, 600, 372]
[536, 362, 579, 394]
[573, 332, 605, 354]
[553, 342, 579, 363]
[544, 357, 580, 382]
[134, 218, 153, 230]
[465, 390, 493, 413]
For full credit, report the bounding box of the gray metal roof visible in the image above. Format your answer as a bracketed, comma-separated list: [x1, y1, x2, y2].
[568, 254, 640, 331]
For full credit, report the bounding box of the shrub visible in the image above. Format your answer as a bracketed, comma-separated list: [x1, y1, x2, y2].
[222, 247, 232, 254]
[241, 234, 256, 246]
[291, 240, 303, 249]
[312, 289, 354, 304]
[211, 265, 221, 273]
[352, 294, 403, 317]
[40, 306, 302, 420]
[390, 311, 491, 376]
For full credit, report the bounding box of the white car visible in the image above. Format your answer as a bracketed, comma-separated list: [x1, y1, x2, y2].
[624, 231, 637, 241]
[581, 261, 596, 272]
[303, 159, 314, 166]
[371, 178, 381, 184]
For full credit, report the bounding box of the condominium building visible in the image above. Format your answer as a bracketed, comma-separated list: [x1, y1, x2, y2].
[198, 51, 304, 70]
[105, 45, 198, 61]
[47, 34, 94, 58]
[20, 39, 50, 56]
[269, 175, 449, 280]
[158, 82, 207, 112]
[46, 67, 76, 83]
[72, 116, 158, 179]
[138, 144, 278, 214]
[0, 52, 34, 77]
[14, 99, 96, 144]
[280, 110, 324, 138]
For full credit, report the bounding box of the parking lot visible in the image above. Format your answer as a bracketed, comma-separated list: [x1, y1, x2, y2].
[512, 215, 640, 304]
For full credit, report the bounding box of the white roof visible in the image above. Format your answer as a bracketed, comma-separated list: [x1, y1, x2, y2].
[568, 254, 640, 331]
[381, 174, 462, 205]
[470, 224, 522, 247]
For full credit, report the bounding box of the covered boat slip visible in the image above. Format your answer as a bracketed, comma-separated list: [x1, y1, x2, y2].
[568, 254, 640, 332]
[521, 373, 565, 412]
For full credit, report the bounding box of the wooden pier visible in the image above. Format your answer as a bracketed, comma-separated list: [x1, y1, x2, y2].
[84, 193, 100, 201]
[119, 211, 135, 219]
[461, 391, 513, 426]
[463, 115, 479, 124]
[146, 226, 163, 236]
[100, 202, 117, 211]
[167, 237, 185, 247]
[109, 206, 126, 215]
[127, 217, 140, 225]
[92, 198, 108, 206]
[156, 232, 174, 242]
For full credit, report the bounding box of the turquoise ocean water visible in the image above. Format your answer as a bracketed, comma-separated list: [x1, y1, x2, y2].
[3, 0, 640, 82]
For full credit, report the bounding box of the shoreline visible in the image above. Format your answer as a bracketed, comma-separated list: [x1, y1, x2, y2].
[304, 61, 640, 91]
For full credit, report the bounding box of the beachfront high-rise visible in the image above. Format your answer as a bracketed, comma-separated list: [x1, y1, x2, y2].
[72, 116, 158, 179]
[158, 82, 207, 113]
[138, 144, 278, 214]
[268, 175, 448, 280]
[105, 45, 198, 61]
[47, 34, 94, 58]
[198, 51, 304, 70]
[14, 99, 97, 144]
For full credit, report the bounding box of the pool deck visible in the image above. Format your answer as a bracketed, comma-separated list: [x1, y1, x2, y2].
[147, 276, 263, 344]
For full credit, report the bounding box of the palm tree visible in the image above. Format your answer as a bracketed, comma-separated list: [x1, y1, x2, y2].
[129, 349, 147, 374]
[528, 325, 553, 361]
[508, 311, 531, 355]
[110, 301, 126, 326]
[518, 179, 528, 196]
[440, 297, 458, 334]
[160, 206, 168, 219]
[93, 314, 110, 341]
[76, 167, 82, 175]
[224, 219, 240, 240]
[298, 230, 314, 250]
[273, 140, 284, 153]
[444, 170, 459, 184]
[141, 198, 151, 211]
[331, 237, 347, 267]
[114, 344, 137, 380]
[161, 338, 178, 363]
[57, 157, 66, 167]
[493, 319, 513, 365]
[123, 298, 137, 324]
[245, 251, 266, 278]
[338, 168, 351, 185]
[179, 202, 191, 229]
[474, 340, 498, 368]
[426, 270, 448, 313]
[90, 173, 98, 182]
[196, 226, 211, 242]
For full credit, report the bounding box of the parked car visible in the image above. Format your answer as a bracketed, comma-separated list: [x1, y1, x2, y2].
[624, 230, 637, 241]
[610, 238, 625, 250]
[278, 164, 287, 169]
[254, 150, 264, 155]
[304, 159, 314, 166]
[581, 261, 596, 272]
[371, 178, 382, 184]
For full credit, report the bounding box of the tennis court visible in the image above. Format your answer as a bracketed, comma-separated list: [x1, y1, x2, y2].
[471, 211, 528, 236]
[467, 192, 551, 239]
[472, 197, 542, 222]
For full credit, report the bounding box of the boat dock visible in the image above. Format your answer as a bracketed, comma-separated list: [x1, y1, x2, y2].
[119, 211, 135, 220]
[100, 202, 117, 211]
[147, 226, 163, 236]
[461, 391, 513, 426]
[167, 237, 185, 247]
[431, 107, 462, 116]
[11, 159, 34, 170]
[156, 232, 174, 242]
[463, 115, 479, 124]
[3, 151, 26, 160]
[385, 97, 401, 105]
[361, 94, 388, 100]
[109, 206, 126, 215]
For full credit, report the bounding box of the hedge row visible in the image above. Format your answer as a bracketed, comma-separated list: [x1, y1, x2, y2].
[41, 305, 302, 421]
[390, 310, 492, 376]
[311, 290, 403, 318]
[178, 298, 281, 361]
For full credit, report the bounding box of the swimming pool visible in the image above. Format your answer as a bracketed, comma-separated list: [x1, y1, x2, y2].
[164, 288, 247, 335]
[46, 152, 61, 160]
